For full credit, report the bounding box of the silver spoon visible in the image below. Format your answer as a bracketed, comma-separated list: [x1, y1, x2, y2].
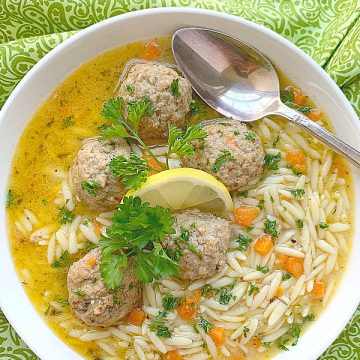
[172, 28, 360, 168]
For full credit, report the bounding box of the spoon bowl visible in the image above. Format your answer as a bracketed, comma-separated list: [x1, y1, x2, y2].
[172, 27, 360, 168]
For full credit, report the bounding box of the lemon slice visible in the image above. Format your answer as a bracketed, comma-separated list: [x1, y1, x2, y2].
[126, 168, 233, 218]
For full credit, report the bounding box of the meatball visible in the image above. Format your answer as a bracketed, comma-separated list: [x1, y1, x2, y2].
[70, 137, 130, 212]
[182, 119, 265, 192]
[67, 248, 142, 327]
[118, 63, 192, 139]
[163, 209, 232, 281]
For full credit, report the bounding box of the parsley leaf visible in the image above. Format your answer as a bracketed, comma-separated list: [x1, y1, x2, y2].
[100, 252, 128, 290]
[59, 205, 75, 224]
[74, 289, 85, 297]
[156, 311, 168, 320]
[264, 153, 281, 170]
[98, 124, 130, 140]
[290, 188, 305, 198]
[280, 90, 294, 106]
[236, 234, 253, 252]
[248, 283, 260, 296]
[136, 243, 179, 282]
[263, 342, 271, 348]
[272, 134, 280, 147]
[264, 219, 278, 237]
[81, 180, 100, 196]
[198, 317, 213, 333]
[126, 84, 134, 95]
[219, 288, 235, 305]
[243, 326, 249, 338]
[257, 199, 265, 210]
[189, 99, 199, 115]
[167, 124, 207, 159]
[51, 250, 71, 269]
[245, 131, 256, 142]
[109, 154, 153, 190]
[150, 321, 172, 338]
[100, 97, 125, 122]
[127, 97, 151, 131]
[170, 78, 180, 96]
[211, 149, 236, 173]
[281, 272, 292, 281]
[256, 264, 270, 274]
[303, 313, 315, 322]
[295, 219, 304, 228]
[163, 294, 179, 311]
[319, 222, 329, 229]
[6, 189, 15, 207]
[62, 116, 75, 129]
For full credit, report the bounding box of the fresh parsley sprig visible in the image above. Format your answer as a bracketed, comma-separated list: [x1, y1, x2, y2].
[99, 197, 178, 289]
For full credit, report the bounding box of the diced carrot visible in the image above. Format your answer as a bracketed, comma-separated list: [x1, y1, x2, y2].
[275, 287, 283, 298]
[166, 350, 183, 360]
[333, 158, 346, 177]
[285, 257, 304, 277]
[234, 207, 260, 227]
[277, 254, 288, 268]
[209, 326, 225, 346]
[254, 235, 273, 255]
[178, 292, 200, 319]
[126, 309, 145, 326]
[143, 154, 163, 175]
[308, 108, 321, 121]
[226, 136, 237, 146]
[144, 41, 161, 61]
[86, 256, 97, 268]
[92, 220, 103, 237]
[292, 87, 306, 105]
[311, 281, 325, 299]
[285, 149, 306, 173]
[250, 336, 262, 348]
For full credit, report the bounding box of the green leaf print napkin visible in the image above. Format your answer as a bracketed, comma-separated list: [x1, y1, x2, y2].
[0, 1, 359, 359]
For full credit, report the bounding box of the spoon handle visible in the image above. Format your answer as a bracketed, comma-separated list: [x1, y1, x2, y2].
[275, 104, 360, 169]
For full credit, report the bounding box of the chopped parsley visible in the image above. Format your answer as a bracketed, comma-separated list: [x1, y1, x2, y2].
[264, 219, 278, 237]
[56, 299, 69, 306]
[280, 89, 294, 105]
[163, 294, 179, 311]
[62, 116, 75, 129]
[165, 247, 183, 261]
[188, 244, 198, 253]
[256, 264, 270, 274]
[239, 190, 249, 198]
[156, 311, 168, 320]
[248, 283, 260, 296]
[303, 313, 315, 322]
[319, 222, 329, 229]
[113, 295, 124, 306]
[150, 321, 172, 338]
[59, 204, 75, 224]
[245, 131, 256, 142]
[126, 84, 134, 94]
[211, 149, 236, 173]
[263, 342, 271, 348]
[170, 78, 180, 96]
[243, 326, 249, 338]
[51, 250, 71, 269]
[198, 317, 213, 333]
[295, 219, 304, 228]
[281, 272, 292, 281]
[236, 234, 253, 252]
[6, 189, 15, 207]
[42, 199, 48, 206]
[272, 134, 280, 147]
[81, 180, 101, 196]
[257, 199, 265, 210]
[74, 289, 85, 297]
[290, 188, 305, 198]
[264, 153, 281, 171]
[219, 288, 235, 305]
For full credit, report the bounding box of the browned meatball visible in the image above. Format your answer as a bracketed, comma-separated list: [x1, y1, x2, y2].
[163, 209, 232, 281]
[70, 137, 130, 212]
[118, 63, 192, 139]
[182, 119, 265, 192]
[67, 249, 142, 327]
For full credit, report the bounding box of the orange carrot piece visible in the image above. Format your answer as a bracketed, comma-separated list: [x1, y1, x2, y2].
[178, 292, 200, 319]
[250, 336, 262, 348]
[333, 158, 346, 177]
[92, 220, 103, 237]
[311, 281, 325, 299]
[144, 41, 160, 61]
[277, 254, 288, 268]
[226, 136, 237, 146]
[86, 256, 97, 268]
[234, 207, 260, 227]
[127, 309, 145, 326]
[209, 326, 225, 346]
[166, 350, 183, 360]
[285, 149, 306, 173]
[285, 257, 304, 277]
[254, 235, 273, 255]
[275, 287, 283, 298]
[292, 87, 306, 105]
[308, 108, 321, 121]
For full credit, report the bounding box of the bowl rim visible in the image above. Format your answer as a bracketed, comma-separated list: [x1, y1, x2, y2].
[0, 7, 359, 360]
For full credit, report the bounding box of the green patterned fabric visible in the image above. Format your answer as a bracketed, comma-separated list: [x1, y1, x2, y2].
[0, 1, 359, 359]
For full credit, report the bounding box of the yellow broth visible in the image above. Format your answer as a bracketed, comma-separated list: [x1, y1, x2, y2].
[7, 36, 352, 359]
